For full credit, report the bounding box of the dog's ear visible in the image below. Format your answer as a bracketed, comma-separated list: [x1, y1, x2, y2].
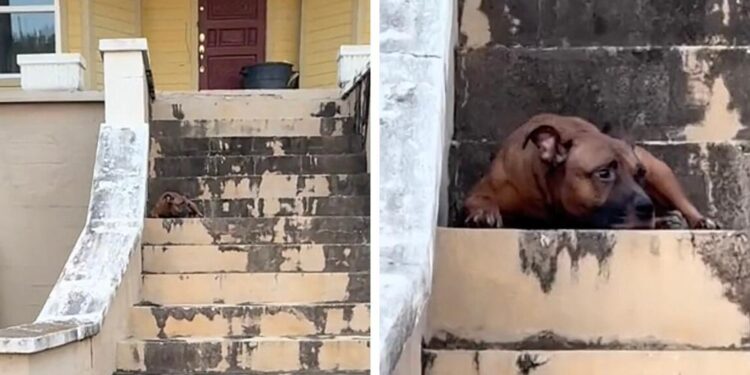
[523, 125, 570, 165]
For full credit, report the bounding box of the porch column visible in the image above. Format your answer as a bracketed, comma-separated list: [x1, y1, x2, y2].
[99, 38, 151, 124]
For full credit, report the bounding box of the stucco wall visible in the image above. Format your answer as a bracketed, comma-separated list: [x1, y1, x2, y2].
[379, 0, 457, 372]
[0, 101, 103, 328]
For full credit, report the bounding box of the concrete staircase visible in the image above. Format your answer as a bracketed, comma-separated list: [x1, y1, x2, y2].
[426, 1, 750, 374]
[114, 90, 370, 374]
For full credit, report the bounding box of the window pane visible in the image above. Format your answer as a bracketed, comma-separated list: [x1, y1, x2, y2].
[0, 0, 54, 5]
[0, 12, 55, 73]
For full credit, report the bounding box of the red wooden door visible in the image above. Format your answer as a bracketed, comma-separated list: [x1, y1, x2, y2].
[199, 0, 266, 90]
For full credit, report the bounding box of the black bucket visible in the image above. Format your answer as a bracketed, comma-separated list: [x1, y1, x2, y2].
[240, 62, 297, 89]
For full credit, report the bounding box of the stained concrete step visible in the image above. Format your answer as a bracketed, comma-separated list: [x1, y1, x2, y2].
[143, 217, 369, 245]
[116, 336, 369, 373]
[115, 372, 368, 375]
[150, 154, 367, 178]
[455, 46, 750, 143]
[141, 272, 369, 305]
[148, 174, 369, 202]
[150, 136, 365, 157]
[170, 196, 369, 219]
[151, 118, 355, 138]
[130, 303, 370, 339]
[423, 350, 750, 375]
[152, 90, 348, 120]
[457, 0, 750, 48]
[142, 244, 369, 274]
[448, 141, 750, 229]
[426, 228, 750, 351]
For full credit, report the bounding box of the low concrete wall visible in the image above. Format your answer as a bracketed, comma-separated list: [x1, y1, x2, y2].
[380, 0, 458, 372]
[0, 98, 103, 328]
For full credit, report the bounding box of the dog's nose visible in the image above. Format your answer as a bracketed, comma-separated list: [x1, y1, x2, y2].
[634, 195, 654, 219]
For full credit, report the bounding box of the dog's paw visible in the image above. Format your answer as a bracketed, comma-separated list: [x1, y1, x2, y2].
[694, 217, 721, 230]
[465, 208, 503, 228]
[654, 212, 688, 229]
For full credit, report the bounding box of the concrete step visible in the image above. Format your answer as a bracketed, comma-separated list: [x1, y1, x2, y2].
[141, 272, 369, 305]
[116, 336, 369, 373]
[458, 0, 750, 48]
[425, 228, 750, 351]
[115, 372, 368, 375]
[167, 196, 369, 218]
[423, 349, 750, 375]
[142, 217, 369, 246]
[142, 244, 369, 274]
[448, 141, 750, 229]
[130, 303, 370, 339]
[151, 118, 355, 138]
[148, 174, 369, 202]
[456, 46, 750, 143]
[150, 154, 367, 178]
[152, 90, 347, 120]
[150, 136, 364, 157]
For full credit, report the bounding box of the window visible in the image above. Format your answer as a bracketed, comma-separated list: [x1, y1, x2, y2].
[0, 0, 59, 76]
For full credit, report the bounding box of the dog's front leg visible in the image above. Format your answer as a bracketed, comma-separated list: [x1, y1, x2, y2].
[635, 147, 720, 229]
[186, 199, 204, 218]
[465, 176, 504, 228]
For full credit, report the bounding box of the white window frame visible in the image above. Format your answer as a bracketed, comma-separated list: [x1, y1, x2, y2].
[0, 0, 60, 79]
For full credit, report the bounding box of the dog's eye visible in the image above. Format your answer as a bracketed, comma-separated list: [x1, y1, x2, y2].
[595, 168, 615, 182]
[635, 165, 647, 182]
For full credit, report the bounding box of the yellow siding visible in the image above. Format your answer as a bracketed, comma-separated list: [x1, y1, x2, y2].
[267, 0, 301, 69]
[299, 0, 355, 88]
[63, 0, 83, 53]
[356, 0, 370, 44]
[91, 0, 141, 88]
[142, 0, 197, 91]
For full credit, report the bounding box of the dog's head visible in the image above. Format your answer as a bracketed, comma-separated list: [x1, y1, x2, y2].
[151, 191, 202, 218]
[524, 125, 654, 229]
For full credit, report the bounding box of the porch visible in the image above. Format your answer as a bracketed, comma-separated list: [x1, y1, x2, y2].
[0, 0, 370, 91]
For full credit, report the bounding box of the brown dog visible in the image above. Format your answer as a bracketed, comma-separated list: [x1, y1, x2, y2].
[151, 191, 204, 218]
[465, 114, 719, 230]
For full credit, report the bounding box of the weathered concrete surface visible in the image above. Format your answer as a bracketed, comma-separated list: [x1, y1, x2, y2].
[141, 272, 369, 305]
[424, 349, 750, 375]
[427, 228, 750, 349]
[456, 46, 750, 143]
[143, 244, 369, 273]
[150, 135, 364, 157]
[151, 118, 355, 138]
[392, 317, 426, 375]
[150, 154, 367, 177]
[459, 0, 750, 48]
[117, 337, 370, 372]
[133, 85, 370, 373]
[0, 102, 102, 328]
[380, 0, 458, 371]
[143, 217, 369, 245]
[179, 196, 370, 218]
[448, 141, 750, 228]
[151, 90, 348, 121]
[130, 303, 370, 339]
[148, 174, 369, 202]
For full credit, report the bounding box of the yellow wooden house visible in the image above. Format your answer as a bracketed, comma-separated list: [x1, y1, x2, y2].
[0, 0, 370, 90]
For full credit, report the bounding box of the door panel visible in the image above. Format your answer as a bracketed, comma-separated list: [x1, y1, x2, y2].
[199, 0, 266, 90]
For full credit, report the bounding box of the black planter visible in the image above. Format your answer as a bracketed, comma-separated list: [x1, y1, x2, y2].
[240, 62, 297, 89]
